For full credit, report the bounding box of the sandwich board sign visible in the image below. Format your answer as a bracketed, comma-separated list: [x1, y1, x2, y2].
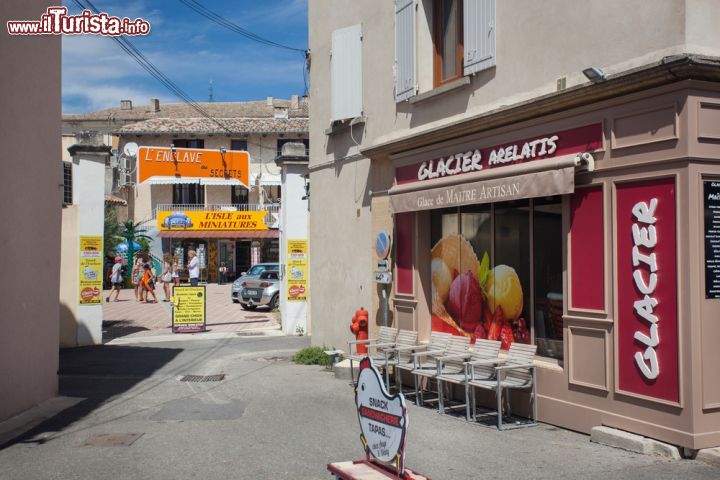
[171, 286, 206, 333]
[356, 357, 408, 475]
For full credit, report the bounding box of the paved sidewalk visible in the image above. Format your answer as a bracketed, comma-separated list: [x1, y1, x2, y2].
[1, 336, 716, 480]
[102, 283, 280, 342]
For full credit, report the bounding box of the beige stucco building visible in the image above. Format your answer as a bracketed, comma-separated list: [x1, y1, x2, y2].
[113, 97, 308, 282]
[308, 0, 720, 449]
[1, 0, 61, 422]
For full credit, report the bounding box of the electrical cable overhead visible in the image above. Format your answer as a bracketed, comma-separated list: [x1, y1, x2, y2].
[70, 0, 307, 187]
[176, 0, 306, 53]
[70, 0, 306, 157]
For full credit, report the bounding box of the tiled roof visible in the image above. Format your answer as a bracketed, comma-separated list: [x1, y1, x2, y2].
[63, 98, 308, 122]
[116, 117, 309, 135]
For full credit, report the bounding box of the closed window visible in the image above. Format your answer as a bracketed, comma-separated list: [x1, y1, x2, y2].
[231, 140, 247, 151]
[172, 139, 204, 149]
[331, 24, 363, 121]
[433, 0, 463, 86]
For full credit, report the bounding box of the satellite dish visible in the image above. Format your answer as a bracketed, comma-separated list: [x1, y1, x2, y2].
[123, 142, 139, 157]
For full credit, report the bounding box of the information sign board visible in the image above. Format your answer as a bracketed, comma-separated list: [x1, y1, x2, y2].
[172, 286, 206, 333]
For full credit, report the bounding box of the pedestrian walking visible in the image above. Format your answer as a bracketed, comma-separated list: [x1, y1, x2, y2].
[106, 256, 124, 302]
[218, 262, 227, 284]
[161, 253, 173, 302]
[172, 256, 180, 287]
[131, 253, 146, 302]
[141, 263, 158, 303]
[188, 250, 200, 286]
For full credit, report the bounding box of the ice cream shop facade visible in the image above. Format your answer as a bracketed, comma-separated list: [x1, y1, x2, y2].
[367, 80, 720, 449]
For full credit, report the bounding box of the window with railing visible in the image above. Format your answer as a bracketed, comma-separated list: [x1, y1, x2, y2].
[63, 161, 72, 206]
[173, 184, 204, 205]
[231, 185, 249, 205]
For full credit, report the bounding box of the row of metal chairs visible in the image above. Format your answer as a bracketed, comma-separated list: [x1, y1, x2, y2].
[348, 327, 537, 430]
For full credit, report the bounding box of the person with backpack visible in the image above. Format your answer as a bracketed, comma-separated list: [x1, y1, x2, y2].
[106, 256, 124, 302]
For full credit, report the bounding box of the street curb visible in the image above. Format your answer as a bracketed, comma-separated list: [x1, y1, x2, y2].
[333, 358, 353, 381]
[590, 426, 682, 460]
[0, 396, 83, 447]
[105, 327, 283, 345]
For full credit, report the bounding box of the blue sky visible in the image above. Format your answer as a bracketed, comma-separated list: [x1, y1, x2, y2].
[62, 0, 308, 113]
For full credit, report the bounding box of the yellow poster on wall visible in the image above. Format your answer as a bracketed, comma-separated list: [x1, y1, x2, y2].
[287, 239, 308, 302]
[79, 236, 103, 305]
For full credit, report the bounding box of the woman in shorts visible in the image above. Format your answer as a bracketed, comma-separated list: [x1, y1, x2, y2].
[106, 256, 124, 302]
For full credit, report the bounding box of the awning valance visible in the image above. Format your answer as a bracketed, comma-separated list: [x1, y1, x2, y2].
[146, 176, 199, 185]
[157, 229, 279, 239]
[389, 154, 583, 214]
[146, 176, 247, 187]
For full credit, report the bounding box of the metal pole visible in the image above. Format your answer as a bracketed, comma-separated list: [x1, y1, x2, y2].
[382, 286, 388, 327]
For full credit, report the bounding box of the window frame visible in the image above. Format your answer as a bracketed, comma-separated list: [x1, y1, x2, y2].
[432, 0, 464, 88]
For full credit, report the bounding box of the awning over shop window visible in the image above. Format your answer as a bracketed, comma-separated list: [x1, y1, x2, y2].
[157, 230, 279, 239]
[388, 154, 583, 214]
[146, 176, 200, 185]
[146, 176, 247, 187]
[250, 173, 282, 186]
[199, 178, 246, 187]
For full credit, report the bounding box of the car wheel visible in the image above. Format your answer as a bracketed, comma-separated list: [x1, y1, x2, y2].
[241, 304, 257, 311]
[269, 294, 279, 310]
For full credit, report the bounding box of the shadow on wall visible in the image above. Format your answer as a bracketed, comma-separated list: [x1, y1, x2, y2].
[325, 122, 365, 161]
[59, 302, 77, 348]
[323, 125, 372, 210]
[375, 283, 395, 328]
[396, 70, 495, 130]
[0, 344, 183, 450]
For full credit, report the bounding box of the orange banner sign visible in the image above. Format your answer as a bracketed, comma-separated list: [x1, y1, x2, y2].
[137, 147, 250, 185]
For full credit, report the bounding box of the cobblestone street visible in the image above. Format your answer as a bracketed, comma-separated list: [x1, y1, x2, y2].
[102, 283, 280, 343]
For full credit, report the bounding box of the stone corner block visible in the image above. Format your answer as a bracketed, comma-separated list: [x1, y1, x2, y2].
[590, 426, 681, 459]
[697, 447, 720, 468]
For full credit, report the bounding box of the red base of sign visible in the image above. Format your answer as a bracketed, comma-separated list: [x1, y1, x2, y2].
[172, 325, 206, 334]
[327, 460, 430, 480]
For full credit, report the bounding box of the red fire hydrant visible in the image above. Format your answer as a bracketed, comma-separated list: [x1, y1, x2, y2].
[350, 307, 369, 354]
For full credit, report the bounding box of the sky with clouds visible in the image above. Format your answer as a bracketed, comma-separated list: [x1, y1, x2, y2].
[62, 0, 308, 113]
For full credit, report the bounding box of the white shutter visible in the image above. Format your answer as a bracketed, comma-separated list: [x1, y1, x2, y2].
[331, 24, 363, 121]
[464, 0, 496, 76]
[395, 0, 416, 102]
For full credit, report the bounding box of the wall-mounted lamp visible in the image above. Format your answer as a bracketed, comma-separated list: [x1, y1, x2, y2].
[582, 66, 607, 83]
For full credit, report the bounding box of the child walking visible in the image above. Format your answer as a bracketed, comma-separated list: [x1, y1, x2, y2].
[141, 263, 158, 303]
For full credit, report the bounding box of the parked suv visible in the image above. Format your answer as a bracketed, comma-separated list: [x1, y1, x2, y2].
[231, 263, 279, 303]
[239, 270, 280, 310]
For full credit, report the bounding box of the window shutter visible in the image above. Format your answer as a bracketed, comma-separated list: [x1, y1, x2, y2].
[395, 0, 416, 102]
[463, 0, 496, 76]
[331, 24, 363, 121]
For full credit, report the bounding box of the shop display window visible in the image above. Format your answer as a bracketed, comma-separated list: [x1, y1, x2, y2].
[430, 197, 564, 359]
